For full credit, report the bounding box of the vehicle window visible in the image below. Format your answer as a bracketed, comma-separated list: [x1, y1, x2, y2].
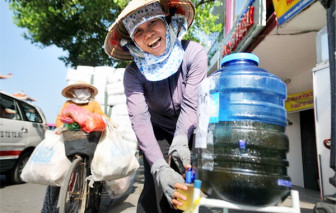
[20, 102, 43, 123]
[0, 94, 22, 120]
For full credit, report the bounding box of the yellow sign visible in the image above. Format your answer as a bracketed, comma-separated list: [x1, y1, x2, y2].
[272, 0, 315, 25]
[272, 0, 301, 17]
[285, 90, 314, 112]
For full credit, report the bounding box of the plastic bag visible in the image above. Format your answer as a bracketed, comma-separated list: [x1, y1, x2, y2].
[82, 113, 106, 133]
[60, 103, 89, 126]
[60, 103, 106, 133]
[90, 121, 139, 181]
[104, 176, 131, 197]
[20, 130, 71, 186]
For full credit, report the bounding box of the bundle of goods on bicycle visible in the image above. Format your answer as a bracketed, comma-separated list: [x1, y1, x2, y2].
[58, 103, 107, 158]
[60, 103, 106, 133]
[57, 102, 139, 182]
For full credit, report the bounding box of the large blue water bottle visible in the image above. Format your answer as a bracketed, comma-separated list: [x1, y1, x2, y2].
[197, 53, 291, 206]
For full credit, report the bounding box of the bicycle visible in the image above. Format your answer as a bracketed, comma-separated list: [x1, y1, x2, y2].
[58, 130, 103, 213]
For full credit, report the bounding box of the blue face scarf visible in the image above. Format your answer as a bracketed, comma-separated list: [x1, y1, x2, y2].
[121, 12, 188, 81]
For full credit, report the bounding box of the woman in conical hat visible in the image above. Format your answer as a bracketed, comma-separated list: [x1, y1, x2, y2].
[41, 80, 109, 213]
[56, 80, 109, 127]
[105, 0, 208, 211]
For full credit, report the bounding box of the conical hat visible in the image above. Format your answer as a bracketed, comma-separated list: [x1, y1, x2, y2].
[62, 80, 98, 99]
[104, 0, 195, 61]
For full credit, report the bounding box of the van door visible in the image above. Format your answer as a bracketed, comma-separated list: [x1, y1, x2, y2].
[0, 94, 29, 171]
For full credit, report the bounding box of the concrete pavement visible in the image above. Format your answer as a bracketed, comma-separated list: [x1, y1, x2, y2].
[0, 162, 323, 213]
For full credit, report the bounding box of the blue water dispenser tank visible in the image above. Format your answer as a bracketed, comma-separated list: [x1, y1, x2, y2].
[197, 53, 292, 206]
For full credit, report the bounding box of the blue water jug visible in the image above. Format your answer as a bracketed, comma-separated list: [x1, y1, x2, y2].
[197, 53, 291, 206]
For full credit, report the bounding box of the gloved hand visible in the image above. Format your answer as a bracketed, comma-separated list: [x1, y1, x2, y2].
[168, 135, 191, 173]
[151, 159, 185, 205]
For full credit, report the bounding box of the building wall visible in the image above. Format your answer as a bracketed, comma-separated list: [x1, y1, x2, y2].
[286, 112, 304, 187]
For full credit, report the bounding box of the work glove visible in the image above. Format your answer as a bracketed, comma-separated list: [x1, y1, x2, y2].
[168, 135, 191, 173]
[151, 159, 185, 205]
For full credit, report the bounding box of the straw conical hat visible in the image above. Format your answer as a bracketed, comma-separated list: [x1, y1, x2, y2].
[104, 0, 195, 61]
[62, 80, 98, 99]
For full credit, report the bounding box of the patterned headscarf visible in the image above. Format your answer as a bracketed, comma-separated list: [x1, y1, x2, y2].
[121, 2, 188, 81]
[122, 2, 165, 39]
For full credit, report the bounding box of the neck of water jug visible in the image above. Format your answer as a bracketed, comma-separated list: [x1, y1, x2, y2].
[222, 59, 258, 68]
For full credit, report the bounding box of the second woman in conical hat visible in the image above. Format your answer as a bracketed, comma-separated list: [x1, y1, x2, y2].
[105, 0, 208, 212]
[41, 80, 110, 212]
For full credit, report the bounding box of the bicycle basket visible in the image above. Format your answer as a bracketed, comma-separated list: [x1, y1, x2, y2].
[62, 130, 101, 159]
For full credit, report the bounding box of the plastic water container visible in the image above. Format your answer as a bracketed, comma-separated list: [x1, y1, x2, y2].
[197, 53, 291, 206]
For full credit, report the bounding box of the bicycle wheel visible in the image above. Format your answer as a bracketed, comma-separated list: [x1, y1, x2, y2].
[58, 156, 88, 213]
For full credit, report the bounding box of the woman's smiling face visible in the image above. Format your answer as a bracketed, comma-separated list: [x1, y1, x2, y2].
[132, 18, 166, 56]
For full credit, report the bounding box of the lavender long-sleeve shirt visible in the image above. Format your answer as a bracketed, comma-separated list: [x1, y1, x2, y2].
[123, 41, 208, 166]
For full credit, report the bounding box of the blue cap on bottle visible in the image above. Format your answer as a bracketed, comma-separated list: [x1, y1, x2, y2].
[185, 168, 196, 184]
[194, 180, 202, 189]
[221, 52, 259, 67]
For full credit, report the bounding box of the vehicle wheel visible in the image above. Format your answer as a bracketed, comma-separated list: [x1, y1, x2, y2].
[8, 151, 31, 184]
[58, 157, 88, 213]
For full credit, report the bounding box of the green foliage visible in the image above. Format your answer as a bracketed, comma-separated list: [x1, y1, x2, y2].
[6, 0, 222, 68]
[185, 0, 223, 44]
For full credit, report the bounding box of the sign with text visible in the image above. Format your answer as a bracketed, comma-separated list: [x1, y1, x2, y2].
[220, 0, 266, 58]
[285, 90, 314, 112]
[272, 0, 315, 25]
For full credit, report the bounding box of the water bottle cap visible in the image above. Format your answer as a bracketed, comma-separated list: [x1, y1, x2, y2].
[185, 168, 196, 184]
[221, 53, 259, 67]
[194, 180, 202, 189]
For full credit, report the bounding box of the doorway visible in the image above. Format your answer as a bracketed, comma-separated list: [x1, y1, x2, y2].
[300, 109, 319, 190]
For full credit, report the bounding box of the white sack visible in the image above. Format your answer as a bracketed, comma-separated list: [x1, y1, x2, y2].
[20, 130, 71, 186]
